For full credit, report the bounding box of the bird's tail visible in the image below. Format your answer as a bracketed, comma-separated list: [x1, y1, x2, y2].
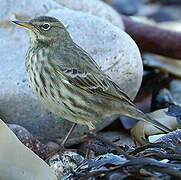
[125, 105, 172, 133]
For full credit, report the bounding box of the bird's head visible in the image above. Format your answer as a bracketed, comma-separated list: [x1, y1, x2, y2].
[12, 16, 71, 45]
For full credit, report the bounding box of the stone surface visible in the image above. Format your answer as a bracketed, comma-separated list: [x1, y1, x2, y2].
[0, 120, 56, 180]
[109, 0, 142, 16]
[137, 2, 181, 22]
[170, 79, 181, 105]
[0, 0, 61, 21]
[49, 152, 84, 179]
[0, 3, 142, 143]
[53, 0, 124, 29]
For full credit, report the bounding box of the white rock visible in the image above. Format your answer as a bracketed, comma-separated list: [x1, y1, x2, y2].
[0, 0, 61, 21]
[54, 0, 124, 29]
[0, 6, 142, 143]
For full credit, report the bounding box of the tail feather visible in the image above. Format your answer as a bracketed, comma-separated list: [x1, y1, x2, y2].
[142, 113, 172, 133]
[126, 106, 172, 133]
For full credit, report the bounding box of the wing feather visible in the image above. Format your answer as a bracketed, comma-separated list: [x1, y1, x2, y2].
[55, 66, 136, 107]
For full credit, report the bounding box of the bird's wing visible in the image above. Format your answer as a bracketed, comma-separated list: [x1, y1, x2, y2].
[51, 43, 136, 106]
[55, 65, 136, 107]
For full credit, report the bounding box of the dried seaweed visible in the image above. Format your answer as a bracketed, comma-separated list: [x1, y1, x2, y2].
[166, 105, 181, 124]
[60, 132, 181, 180]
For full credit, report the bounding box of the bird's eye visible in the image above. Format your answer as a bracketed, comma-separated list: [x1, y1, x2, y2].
[42, 23, 50, 30]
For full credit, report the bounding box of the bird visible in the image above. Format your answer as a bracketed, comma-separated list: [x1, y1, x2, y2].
[12, 16, 171, 155]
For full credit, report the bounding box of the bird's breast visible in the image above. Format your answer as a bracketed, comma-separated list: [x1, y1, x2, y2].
[26, 46, 52, 98]
[25, 46, 73, 116]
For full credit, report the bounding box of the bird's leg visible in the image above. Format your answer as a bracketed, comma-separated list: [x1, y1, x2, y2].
[46, 123, 77, 161]
[85, 129, 96, 159]
[61, 123, 77, 148]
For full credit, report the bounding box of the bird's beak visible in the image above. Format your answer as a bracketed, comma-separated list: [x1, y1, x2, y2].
[12, 20, 34, 30]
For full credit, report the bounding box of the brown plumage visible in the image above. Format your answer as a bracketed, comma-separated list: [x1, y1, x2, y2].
[12, 16, 171, 146]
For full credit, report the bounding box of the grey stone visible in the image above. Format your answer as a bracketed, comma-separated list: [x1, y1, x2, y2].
[109, 0, 142, 16]
[170, 79, 181, 105]
[0, 0, 61, 22]
[137, 2, 181, 22]
[0, 6, 142, 144]
[49, 152, 84, 178]
[53, 0, 124, 29]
